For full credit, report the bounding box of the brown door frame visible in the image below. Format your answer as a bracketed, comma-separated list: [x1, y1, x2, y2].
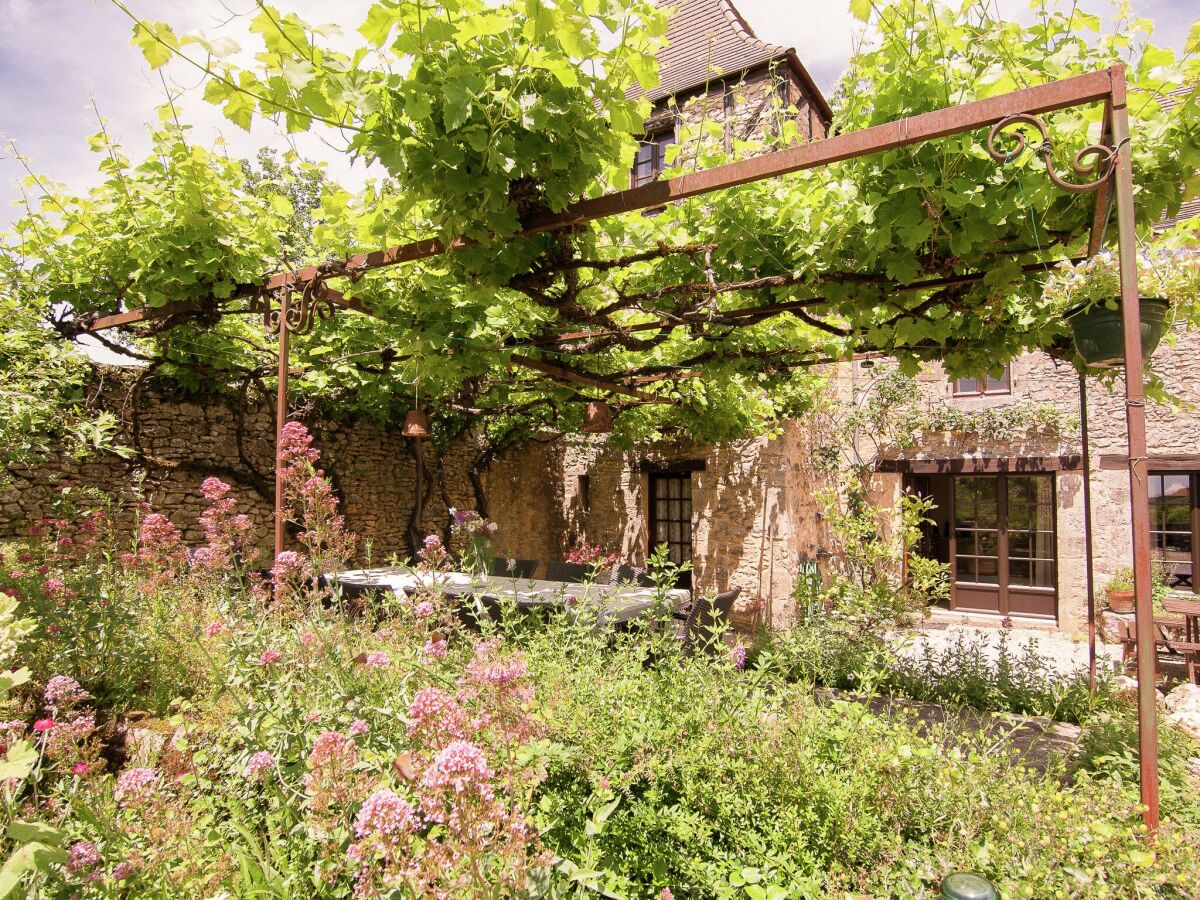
[948, 472, 1058, 618]
[647, 471, 693, 587]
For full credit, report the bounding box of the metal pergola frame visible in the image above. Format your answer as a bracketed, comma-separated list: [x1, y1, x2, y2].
[83, 63, 1164, 828]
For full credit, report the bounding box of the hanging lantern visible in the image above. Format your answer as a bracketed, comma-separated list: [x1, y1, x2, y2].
[583, 401, 614, 434]
[402, 409, 430, 438]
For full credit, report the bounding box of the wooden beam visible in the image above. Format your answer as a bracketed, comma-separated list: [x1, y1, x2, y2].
[1099, 453, 1200, 472]
[876, 455, 1082, 474]
[1087, 98, 1115, 257]
[247, 69, 1121, 295]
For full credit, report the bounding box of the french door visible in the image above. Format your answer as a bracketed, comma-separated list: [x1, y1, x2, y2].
[951, 475, 1057, 618]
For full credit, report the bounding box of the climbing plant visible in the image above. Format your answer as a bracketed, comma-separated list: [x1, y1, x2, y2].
[2, 0, 1199, 452]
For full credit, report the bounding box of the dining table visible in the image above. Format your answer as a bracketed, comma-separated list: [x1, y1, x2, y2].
[1160, 594, 1200, 684]
[328, 566, 690, 629]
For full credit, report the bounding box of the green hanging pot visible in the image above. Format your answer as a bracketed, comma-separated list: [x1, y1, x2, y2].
[1064, 297, 1171, 369]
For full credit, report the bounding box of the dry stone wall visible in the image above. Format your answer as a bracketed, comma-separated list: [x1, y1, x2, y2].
[0, 369, 562, 567]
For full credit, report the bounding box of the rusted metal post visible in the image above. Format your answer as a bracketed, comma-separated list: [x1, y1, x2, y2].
[1079, 371, 1098, 693]
[274, 290, 291, 562]
[1110, 65, 1160, 831]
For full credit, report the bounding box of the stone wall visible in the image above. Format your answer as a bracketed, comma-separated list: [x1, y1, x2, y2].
[546, 420, 837, 626]
[0, 369, 563, 566]
[646, 61, 827, 158]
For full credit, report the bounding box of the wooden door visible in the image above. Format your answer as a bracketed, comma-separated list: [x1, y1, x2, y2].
[950, 474, 1057, 619]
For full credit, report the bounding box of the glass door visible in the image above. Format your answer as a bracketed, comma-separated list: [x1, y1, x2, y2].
[950, 474, 1057, 619]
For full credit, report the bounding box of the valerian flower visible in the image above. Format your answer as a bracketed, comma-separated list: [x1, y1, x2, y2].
[115, 767, 160, 807]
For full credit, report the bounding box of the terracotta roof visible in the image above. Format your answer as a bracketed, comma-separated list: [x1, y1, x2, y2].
[1157, 86, 1198, 228]
[628, 0, 832, 123]
[1158, 198, 1200, 230]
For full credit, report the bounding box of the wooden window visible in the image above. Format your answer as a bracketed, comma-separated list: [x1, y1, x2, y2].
[953, 364, 1011, 397]
[649, 472, 692, 585]
[631, 130, 677, 188]
[1148, 471, 1198, 590]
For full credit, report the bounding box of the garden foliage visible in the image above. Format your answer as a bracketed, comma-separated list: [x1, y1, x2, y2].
[0, 424, 1198, 897]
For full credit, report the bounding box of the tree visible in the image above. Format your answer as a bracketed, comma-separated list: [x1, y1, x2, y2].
[3, 0, 1198, 452]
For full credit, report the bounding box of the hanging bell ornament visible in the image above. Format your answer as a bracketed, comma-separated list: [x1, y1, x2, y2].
[402, 409, 430, 438]
[582, 401, 614, 434]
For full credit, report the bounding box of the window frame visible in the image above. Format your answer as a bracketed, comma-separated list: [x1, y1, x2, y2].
[648, 471, 693, 587]
[630, 128, 678, 188]
[952, 364, 1012, 398]
[1148, 470, 1199, 592]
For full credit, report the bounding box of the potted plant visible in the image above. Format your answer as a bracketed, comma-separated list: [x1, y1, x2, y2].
[1104, 567, 1136, 613]
[1042, 250, 1200, 369]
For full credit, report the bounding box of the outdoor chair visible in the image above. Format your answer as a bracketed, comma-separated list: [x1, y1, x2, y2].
[607, 563, 656, 588]
[488, 558, 539, 579]
[680, 587, 741, 656]
[544, 561, 594, 583]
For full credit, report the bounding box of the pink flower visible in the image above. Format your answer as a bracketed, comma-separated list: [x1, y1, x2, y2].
[308, 731, 355, 768]
[33, 718, 55, 733]
[111, 861, 134, 880]
[271, 550, 307, 582]
[355, 789, 418, 840]
[420, 741, 493, 802]
[299, 631, 317, 645]
[661, 890, 674, 900]
[363, 651, 390, 669]
[44, 675, 88, 710]
[462, 638, 528, 686]
[279, 421, 320, 467]
[45, 624, 61, 634]
[422, 639, 447, 662]
[407, 687, 470, 747]
[731, 645, 747, 669]
[413, 601, 435, 619]
[349, 718, 370, 736]
[259, 650, 282, 667]
[72, 761, 90, 777]
[244, 751, 277, 780]
[205, 621, 224, 637]
[304, 710, 321, 724]
[374, 627, 394, 640]
[115, 767, 159, 806]
[66, 841, 101, 877]
[42, 578, 67, 596]
[199, 477, 231, 502]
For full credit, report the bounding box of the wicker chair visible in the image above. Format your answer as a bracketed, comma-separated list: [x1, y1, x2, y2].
[544, 561, 593, 583]
[680, 587, 741, 656]
[607, 563, 656, 587]
[488, 558, 539, 579]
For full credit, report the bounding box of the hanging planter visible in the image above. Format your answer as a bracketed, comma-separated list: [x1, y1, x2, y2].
[1042, 250, 1200, 370]
[1065, 297, 1171, 369]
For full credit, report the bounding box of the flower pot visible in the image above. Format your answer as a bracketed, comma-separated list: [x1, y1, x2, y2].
[1106, 589, 1136, 614]
[1065, 297, 1170, 369]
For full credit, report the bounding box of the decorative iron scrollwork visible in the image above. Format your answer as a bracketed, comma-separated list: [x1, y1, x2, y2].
[256, 279, 339, 336]
[987, 113, 1117, 194]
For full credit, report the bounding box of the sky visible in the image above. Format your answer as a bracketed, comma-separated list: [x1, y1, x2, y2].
[0, 0, 1196, 230]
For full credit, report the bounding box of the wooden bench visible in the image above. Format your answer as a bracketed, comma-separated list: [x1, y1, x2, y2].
[1115, 617, 1200, 684]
